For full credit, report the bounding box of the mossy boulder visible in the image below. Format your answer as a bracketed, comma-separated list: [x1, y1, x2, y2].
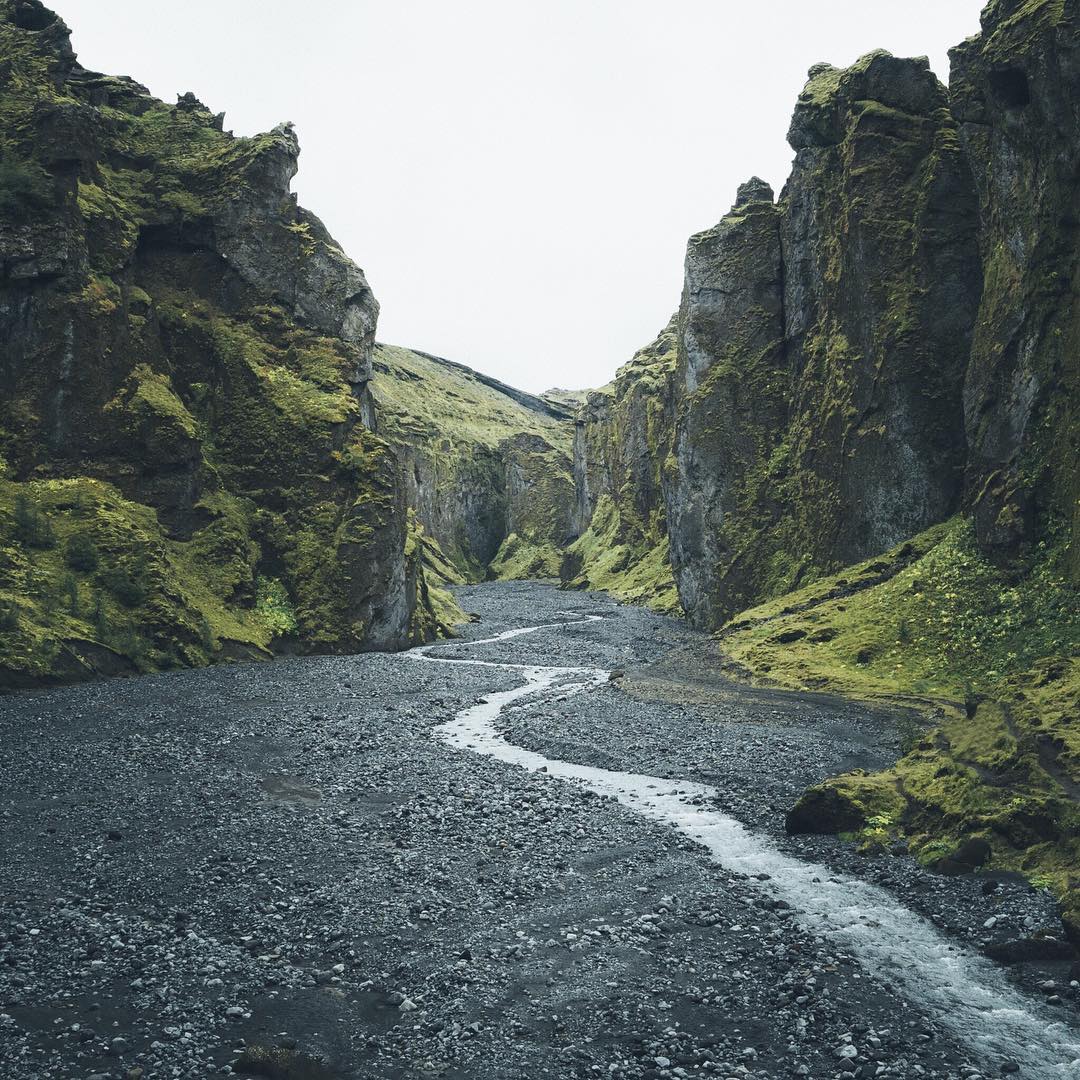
[786, 772, 906, 835]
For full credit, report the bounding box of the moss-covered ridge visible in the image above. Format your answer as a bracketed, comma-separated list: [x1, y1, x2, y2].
[0, 1, 456, 685]
[371, 343, 576, 584]
[562, 319, 681, 613]
[720, 516, 1080, 940]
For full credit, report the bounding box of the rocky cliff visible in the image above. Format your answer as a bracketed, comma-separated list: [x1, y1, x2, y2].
[0, 0, 450, 684]
[568, 54, 987, 628]
[575, 21, 1080, 628]
[566, 0, 1080, 939]
[370, 343, 576, 585]
[561, 321, 680, 612]
[950, 0, 1080, 579]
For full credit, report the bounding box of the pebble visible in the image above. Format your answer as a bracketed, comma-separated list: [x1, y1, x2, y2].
[0, 582, 1072, 1080]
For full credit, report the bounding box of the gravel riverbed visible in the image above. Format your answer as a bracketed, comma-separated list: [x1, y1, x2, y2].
[0, 582, 1076, 1080]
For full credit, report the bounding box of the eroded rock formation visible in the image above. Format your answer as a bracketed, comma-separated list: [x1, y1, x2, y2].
[573, 14, 1079, 629]
[371, 344, 575, 585]
[0, 0, 438, 683]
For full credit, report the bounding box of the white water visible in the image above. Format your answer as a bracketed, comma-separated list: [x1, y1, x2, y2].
[414, 615, 1080, 1076]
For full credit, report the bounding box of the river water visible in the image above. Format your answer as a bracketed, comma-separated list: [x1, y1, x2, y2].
[416, 615, 1080, 1078]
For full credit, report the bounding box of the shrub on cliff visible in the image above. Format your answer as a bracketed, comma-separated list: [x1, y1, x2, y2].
[65, 530, 99, 573]
[13, 495, 55, 549]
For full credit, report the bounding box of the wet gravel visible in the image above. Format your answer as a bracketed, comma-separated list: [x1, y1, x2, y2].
[0, 581, 1075, 1080]
[492, 589, 1073, 982]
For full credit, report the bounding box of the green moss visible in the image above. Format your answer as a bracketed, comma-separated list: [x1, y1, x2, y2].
[723, 517, 1078, 700]
[105, 363, 199, 444]
[722, 516, 1080, 929]
[790, 771, 907, 837]
[0, 152, 53, 215]
[799, 63, 845, 109]
[255, 576, 297, 637]
[79, 272, 122, 317]
[372, 345, 571, 455]
[404, 513, 467, 639]
[564, 495, 680, 613]
[184, 491, 257, 597]
[489, 533, 562, 580]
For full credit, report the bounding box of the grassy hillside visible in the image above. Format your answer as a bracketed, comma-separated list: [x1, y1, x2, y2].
[719, 516, 1080, 939]
[371, 344, 576, 583]
[372, 345, 572, 454]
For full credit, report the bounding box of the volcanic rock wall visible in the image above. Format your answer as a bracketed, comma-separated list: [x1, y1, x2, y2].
[572, 2, 1078, 629]
[0, 0, 441, 683]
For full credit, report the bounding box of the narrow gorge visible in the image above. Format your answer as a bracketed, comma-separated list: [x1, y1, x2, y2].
[2, 1, 1079, 1078]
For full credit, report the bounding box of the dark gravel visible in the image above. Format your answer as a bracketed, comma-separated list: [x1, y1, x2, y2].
[0, 581, 1074, 1080]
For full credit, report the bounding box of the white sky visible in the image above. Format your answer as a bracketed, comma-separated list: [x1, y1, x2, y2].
[52, 1, 986, 394]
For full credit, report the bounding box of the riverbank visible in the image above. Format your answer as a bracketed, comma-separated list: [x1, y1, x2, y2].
[0, 582, 1075, 1079]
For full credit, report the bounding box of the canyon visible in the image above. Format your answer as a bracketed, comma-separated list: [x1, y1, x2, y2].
[1, 1, 1080, 1075]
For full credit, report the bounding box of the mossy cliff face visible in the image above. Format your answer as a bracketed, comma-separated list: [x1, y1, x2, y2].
[0, 1, 442, 685]
[659, 54, 983, 629]
[700, 2, 1080, 936]
[663, 178, 785, 627]
[779, 51, 983, 577]
[562, 321, 681, 613]
[370, 344, 575, 584]
[949, 0, 1080, 578]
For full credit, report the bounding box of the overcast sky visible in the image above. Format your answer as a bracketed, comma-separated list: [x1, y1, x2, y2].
[53, 1, 985, 393]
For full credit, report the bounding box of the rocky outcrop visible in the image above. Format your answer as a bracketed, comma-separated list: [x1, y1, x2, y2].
[575, 49, 986, 628]
[0, 1, 441, 684]
[562, 322, 680, 612]
[949, 0, 1080, 578]
[665, 52, 982, 627]
[370, 344, 575, 583]
[779, 51, 982, 572]
[664, 179, 785, 627]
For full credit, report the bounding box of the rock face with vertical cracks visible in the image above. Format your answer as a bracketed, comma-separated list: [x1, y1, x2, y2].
[369, 344, 576, 586]
[950, 0, 1080, 580]
[0, 0, 436, 685]
[575, 50, 986, 628]
[562, 321, 681, 613]
[778, 51, 982, 576]
[664, 178, 785, 628]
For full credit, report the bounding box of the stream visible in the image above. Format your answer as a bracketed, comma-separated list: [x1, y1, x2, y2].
[3, 582, 1078, 1079]
[418, 613, 1080, 1078]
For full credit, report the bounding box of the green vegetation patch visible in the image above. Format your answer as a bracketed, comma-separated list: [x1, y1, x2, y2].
[405, 513, 467, 639]
[722, 516, 1080, 938]
[0, 477, 281, 686]
[489, 533, 563, 580]
[371, 345, 571, 455]
[563, 495, 680, 614]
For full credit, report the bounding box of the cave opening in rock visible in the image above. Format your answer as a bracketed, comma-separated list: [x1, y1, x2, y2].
[988, 66, 1031, 108]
